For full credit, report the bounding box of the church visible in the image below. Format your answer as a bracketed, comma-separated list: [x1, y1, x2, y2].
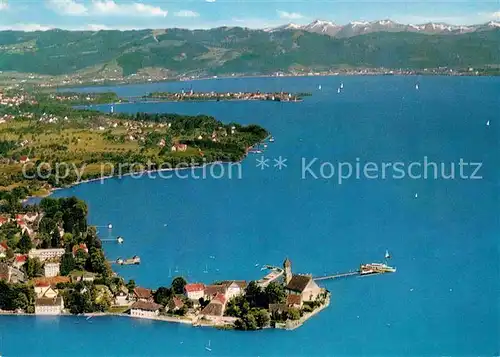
[283, 258, 323, 304]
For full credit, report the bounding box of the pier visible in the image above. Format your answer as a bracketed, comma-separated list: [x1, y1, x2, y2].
[313, 271, 360, 281]
[256, 265, 284, 287]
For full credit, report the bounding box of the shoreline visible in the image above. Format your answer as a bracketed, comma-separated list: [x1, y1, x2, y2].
[23, 133, 271, 203]
[23, 160, 237, 203]
[56, 72, 500, 91]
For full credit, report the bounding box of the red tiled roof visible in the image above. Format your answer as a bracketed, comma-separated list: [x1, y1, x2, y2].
[201, 301, 224, 317]
[285, 275, 312, 293]
[204, 284, 227, 297]
[15, 255, 27, 263]
[287, 294, 302, 306]
[184, 283, 205, 293]
[0, 242, 8, 250]
[171, 296, 184, 309]
[0, 217, 9, 224]
[212, 293, 226, 305]
[131, 301, 162, 311]
[35, 281, 51, 287]
[133, 287, 152, 299]
[72, 243, 88, 254]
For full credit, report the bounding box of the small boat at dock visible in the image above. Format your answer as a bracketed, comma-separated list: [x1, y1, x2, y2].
[116, 256, 141, 265]
[269, 136, 275, 142]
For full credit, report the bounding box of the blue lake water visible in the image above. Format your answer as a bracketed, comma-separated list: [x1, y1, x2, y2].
[2, 76, 499, 356]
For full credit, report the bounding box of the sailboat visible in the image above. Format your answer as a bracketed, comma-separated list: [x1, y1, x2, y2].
[385, 250, 391, 260]
[415, 193, 418, 198]
[340, 82, 344, 89]
[205, 340, 212, 352]
[415, 83, 419, 90]
[486, 120, 490, 126]
[318, 84, 322, 90]
[337, 88, 341, 94]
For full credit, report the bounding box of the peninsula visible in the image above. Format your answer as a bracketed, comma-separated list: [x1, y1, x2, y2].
[0, 196, 330, 330]
[0, 89, 268, 197]
[143, 91, 311, 102]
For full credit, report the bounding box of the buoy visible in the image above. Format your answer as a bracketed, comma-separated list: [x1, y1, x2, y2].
[108, 223, 113, 229]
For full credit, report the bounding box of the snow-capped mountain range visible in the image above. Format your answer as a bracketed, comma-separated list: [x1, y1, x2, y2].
[266, 19, 500, 38]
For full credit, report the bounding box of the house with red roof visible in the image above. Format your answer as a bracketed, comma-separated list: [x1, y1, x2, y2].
[0, 242, 8, 258]
[0, 216, 9, 227]
[13, 254, 27, 268]
[19, 156, 30, 164]
[133, 287, 153, 302]
[171, 143, 188, 152]
[200, 293, 227, 319]
[184, 283, 205, 300]
[168, 296, 185, 312]
[72, 243, 88, 257]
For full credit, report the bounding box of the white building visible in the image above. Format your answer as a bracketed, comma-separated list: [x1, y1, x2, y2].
[184, 283, 205, 301]
[29, 248, 65, 262]
[221, 281, 247, 300]
[44, 262, 60, 277]
[34, 284, 59, 299]
[35, 297, 64, 315]
[130, 301, 162, 319]
[114, 286, 130, 306]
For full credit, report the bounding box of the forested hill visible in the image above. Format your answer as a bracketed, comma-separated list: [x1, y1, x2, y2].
[0, 27, 499, 76]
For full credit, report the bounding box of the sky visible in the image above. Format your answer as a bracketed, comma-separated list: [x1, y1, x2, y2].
[0, 0, 499, 31]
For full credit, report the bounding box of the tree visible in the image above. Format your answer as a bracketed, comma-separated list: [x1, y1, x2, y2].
[60, 252, 75, 276]
[264, 282, 285, 305]
[126, 279, 136, 292]
[17, 232, 32, 254]
[50, 229, 61, 248]
[88, 247, 107, 275]
[171, 276, 187, 295]
[254, 309, 270, 328]
[245, 281, 264, 308]
[241, 313, 257, 330]
[287, 308, 301, 321]
[74, 249, 88, 270]
[154, 287, 173, 306]
[23, 257, 43, 279]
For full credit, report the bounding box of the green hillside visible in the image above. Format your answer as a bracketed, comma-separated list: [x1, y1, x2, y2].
[0, 27, 498, 76]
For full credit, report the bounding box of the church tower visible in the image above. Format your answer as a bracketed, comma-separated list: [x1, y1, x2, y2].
[283, 258, 292, 285]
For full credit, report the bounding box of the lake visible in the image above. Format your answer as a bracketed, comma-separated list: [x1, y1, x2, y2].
[1, 75, 498, 356]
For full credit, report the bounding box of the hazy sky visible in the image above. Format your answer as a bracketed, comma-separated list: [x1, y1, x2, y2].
[0, 0, 499, 31]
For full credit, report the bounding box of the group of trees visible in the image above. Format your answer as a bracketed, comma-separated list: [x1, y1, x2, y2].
[62, 281, 111, 314]
[0, 281, 36, 312]
[151, 276, 192, 316]
[226, 281, 286, 330]
[40, 197, 88, 238]
[0, 186, 30, 214]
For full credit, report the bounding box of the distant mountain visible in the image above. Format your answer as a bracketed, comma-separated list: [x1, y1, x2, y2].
[302, 20, 343, 37]
[0, 25, 499, 77]
[268, 19, 500, 38]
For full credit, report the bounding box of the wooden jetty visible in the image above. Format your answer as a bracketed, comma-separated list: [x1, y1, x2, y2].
[313, 271, 359, 281]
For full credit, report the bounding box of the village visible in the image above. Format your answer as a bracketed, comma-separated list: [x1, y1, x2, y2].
[0, 206, 329, 330]
[145, 90, 310, 102]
